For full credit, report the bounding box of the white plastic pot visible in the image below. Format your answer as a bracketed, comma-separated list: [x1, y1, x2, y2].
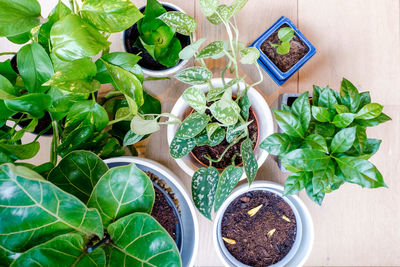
[121, 2, 190, 77]
[166, 78, 274, 180]
[213, 181, 314, 267]
[103, 157, 199, 267]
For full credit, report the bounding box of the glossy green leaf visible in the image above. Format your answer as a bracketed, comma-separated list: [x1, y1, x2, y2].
[4, 93, 51, 118]
[273, 109, 305, 138]
[333, 104, 349, 114]
[208, 127, 225, 146]
[312, 106, 333, 122]
[0, 60, 17, 84]
[170, 136, 196, 158]
[363, 138, 382, 156]
[179, 38, 206, 60]
[65, 100, 109, 132]
[214, 165, 243, 212]
[51, 14, 111, 61]
[276, 42, 290, 55]
[197, 41, 225, 59]
[158, 11, 196, 36]
[305, 179, 325, 205]
[260, 133, 295, 155]
[330, 127, 356, 153]
[47, 151, 108, 203]
[17, 43, 53, 93]
[336, 156, 386, 188]
[0, 141, 40, 160]
[355, 112, 391, 127]
[312, 160, 335, 194]
[0, 0, 41, 37]
[0, 164, 103, 254]
[291, 92, 311, 132]
[43, 58, 100, 94]
[182, 86, 207, 113]
[240, 47, 260, 64]
[210, 88, 241, 126]
[353, 125, 367, 153]
[175, 67, 213, 85]
[283, 172, 309, 196]
[58, 125, 95, 157]
[241, 138, 257, 184]
[192, 167, 219, 219]
[281, 148, 331, 171]
[175, 112, 209, 139]
[81, 0, 143, 33]
[239, 91, 251, 120]
[355, 103, 383, 120]
[10, 233, 106, 267]
[88, 164, 154, 227]
[318, 87, 338, 112]
[123, 130, 144, 146]
[0, 74, 17, 100]
[340, 78, 360, 113]
[332, 113, 355, 128]
[278, 27, 294, 42]
[359, 91, 371, 108]
[108, 213, 181, 266]
[130, 115, 160, 135]
[207, 5, 232, 25]
[200, 0, 219, 16]
[303, 134, 328, 153]
[47, 87, 88, 121]
[312, 122, 335, 137]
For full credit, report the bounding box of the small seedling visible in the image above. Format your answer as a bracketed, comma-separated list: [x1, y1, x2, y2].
[270, 27, 294, 55]
[222, 237, 237, 245]
[267, 228, 276, 237]
[282, 215, 291, 222]
[247, 204, 263, 217]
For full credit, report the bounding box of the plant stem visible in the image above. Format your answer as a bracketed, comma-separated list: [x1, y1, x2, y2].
[50, 120, 59, 166]
[69, 0, 75, 12]
[0, 52, 17, 56]
[107, 114, 132, 126]
[87, 234, 110, 253]
[204, 132, 246, 163]
[33, 124, 53, 142]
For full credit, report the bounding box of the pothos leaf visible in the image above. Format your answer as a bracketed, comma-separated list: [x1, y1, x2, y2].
[65, 100, 109, 132]
[214, 165, 243, 212]
[200, 0, 219, 17]
[158, 11, 196, 36]
[4, 93, 51, 119]
[175, 67, 213, 85]
[179, 38, 206, 60]
[175, 112, 209, 139]
[0, 164, 103, 254]
[210, 88, 241, 125]
[239, 47, 260, 64]
[10, 233, 106, 267]
[107, 213, 181, 267]
[87, 164, 155, 227]
[130, 115, 160, 135]
[241, 138, 257, 184]
[192, 167, 219, 219]
[197, 41, 225, 59]
[169, 137, 196, 158]
[182, 86, 207, 113]
[47, 151, 108, 203]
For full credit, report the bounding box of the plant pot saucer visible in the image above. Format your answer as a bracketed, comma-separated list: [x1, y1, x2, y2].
[213, 181, 314, 267]
[167, 78, 274, 180]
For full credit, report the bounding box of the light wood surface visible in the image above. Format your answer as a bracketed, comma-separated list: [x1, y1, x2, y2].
[1, 0, 400, 266]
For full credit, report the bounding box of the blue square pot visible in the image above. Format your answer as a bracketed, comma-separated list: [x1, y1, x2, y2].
[251, 16, 316, 86]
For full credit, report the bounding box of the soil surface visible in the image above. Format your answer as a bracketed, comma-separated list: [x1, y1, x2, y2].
[261, 24, 309, 72]
[191, 107, 258, 169]
[124, 5, 190, 71]
[221, 190, 297, 266]
[15, 112, 53, 135]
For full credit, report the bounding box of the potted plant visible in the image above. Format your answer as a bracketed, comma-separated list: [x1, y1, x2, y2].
[123, 0, 196, 77]
[250, 16, 316, 85]
[129, 0, 274, 219]
[0, 151, 183, 266]
[260, 78, 391, 204]
[213, 181, 314, 267]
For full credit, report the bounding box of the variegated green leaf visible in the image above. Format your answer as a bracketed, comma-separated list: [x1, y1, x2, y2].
[130, 115, 160, 135]
[196, 41, 225, 59]
[169, 137, 196, 158]
[175, 67, 213, 85]
[182, 86, 207, 113]
[214, 165, 243, 212]
[239, 47, 260, 64]
[179, 38, 206, 60]
[175, 112, 209, 139]
[210, 88, 240, 125]
[206, 122, 220, 139]
[241, 138, 257, 184]
[158, 11, 196, 36]
[192, 167, 219, 219]
[200, 0, 219, 17]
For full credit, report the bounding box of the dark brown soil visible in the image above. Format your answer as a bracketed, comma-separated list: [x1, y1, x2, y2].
[221, 190, 297, 266]
[191, 107, 258, 169]
[261, 24, 309, 72]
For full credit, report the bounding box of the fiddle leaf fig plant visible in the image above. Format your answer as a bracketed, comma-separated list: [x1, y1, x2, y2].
[136, 0, 196, 67]
[261, 78, 391, 205]
[131, 0, 264, 219]
[0, 152, 181, 266]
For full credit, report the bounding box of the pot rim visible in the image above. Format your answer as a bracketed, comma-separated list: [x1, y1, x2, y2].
[103, 156, 199, 267]
[121, 2, 190, 77]
[213, 181, 314, 267]
[167, 78, 274, 180]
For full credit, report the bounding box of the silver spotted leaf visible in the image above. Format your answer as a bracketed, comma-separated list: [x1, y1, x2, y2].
[158, 11, 196, 36]
[87, 164, 154, 227]
[174, 67, 212, 85]
[170, 137, 197, 158]
[192, 167, 219, 219]
[241, 138, 258, 184]
[214, 165, 243, 212]
[107, 213, 181, 267]
[182, 86, 207, 113]
[175, 112, 209, 139]
[196, 41, 225, 59]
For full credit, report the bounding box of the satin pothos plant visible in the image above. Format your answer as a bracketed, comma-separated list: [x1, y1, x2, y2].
[0, 151, 181, 267]
[0, 0, 161, 171]
[130, 0, 264, 219]
[261, 78, 391, 204]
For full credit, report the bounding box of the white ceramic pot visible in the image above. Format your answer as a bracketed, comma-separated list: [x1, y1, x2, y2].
[167, 78, 274, 180]
[213, 181, 314, 267]
[103, 157, 199, 267]
[121, 2, 190, 77]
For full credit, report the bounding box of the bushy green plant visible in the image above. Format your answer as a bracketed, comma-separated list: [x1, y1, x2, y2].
[0, 151, 181, 266]
[261, 78, 391, 204]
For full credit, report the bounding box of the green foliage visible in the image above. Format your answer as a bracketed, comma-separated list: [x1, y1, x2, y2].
[0, 157, 181, 266]
[270, 27, 295, 55]
[261, 79, 390, 204]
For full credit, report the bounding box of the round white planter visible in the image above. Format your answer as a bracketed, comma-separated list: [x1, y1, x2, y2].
[167, 78, 274, 180]
[103, 157, 199, 267]
[213, 181, 314, 267]
[121, 2, 190, 77]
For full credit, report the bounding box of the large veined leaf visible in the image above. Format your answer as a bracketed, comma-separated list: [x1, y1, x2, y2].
[81, 0, 143, 33]
[17, 43, 54, 93]
[355, 103, 383, 120]
[0, 164, 103, 255]
[65, 100, 109, 132]
[10, 233, 106, 267]
[107, 213, 181, 267]
[87, 164, 154, 227]
[0, 141, 40, 160]
[0, 0, 42, 37]
[47, 151, 108, 203]
[214, 165, 242, 212]
[192, 167, 219, 219]
[318, 87, 338, 113]
[51, 14, 111, 61]
[4, 93, 52, 118]
[303, 134, 328, 153]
